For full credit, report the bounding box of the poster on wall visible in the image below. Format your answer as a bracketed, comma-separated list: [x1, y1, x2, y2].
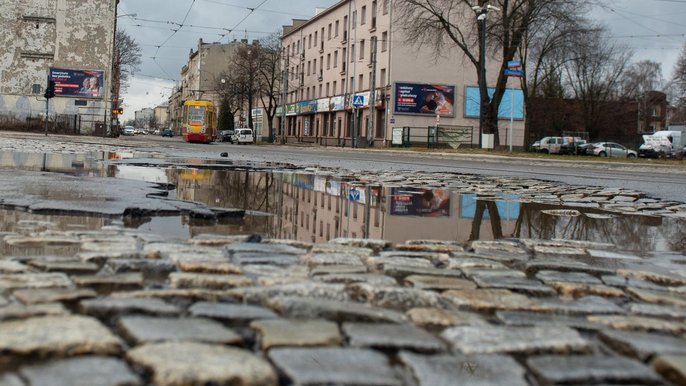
[48, 68, 105, 98]
[464, 86, 524, 119]
[394, 83, 455, 116]
[389, 187, 450, 217]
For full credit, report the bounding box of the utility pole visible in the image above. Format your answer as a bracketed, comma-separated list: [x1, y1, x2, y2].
[367, 36, 377, 147]
[477, 8, 488, 148]
[280, 51, 289, 144]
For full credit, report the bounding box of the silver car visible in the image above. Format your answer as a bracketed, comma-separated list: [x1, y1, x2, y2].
[588, 142, 637, 158]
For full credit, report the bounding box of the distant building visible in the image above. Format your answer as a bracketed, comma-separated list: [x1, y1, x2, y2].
[154, 105, 168, 129]
[0, 0, 117, 134]
[278, 0, 524, 147]
[134, 107, 154, 129]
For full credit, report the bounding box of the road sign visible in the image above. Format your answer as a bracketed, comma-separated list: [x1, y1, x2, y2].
[505, 60, 524, 78]
[348, 188, 361, 201]
[352, 95, 365, 107]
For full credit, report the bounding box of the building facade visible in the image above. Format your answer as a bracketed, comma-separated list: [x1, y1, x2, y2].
[134, 107, 153, 129]
[278, 0, 524, 148]
[0, 0, 117, 134]
[153, 105, 168, 129]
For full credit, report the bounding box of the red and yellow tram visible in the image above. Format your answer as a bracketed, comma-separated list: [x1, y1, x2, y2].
[181, 100, 217, 143]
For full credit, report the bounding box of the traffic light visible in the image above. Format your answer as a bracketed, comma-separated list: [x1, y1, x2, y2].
[112, 108, 123, 115]
[44, 80, 55, 99]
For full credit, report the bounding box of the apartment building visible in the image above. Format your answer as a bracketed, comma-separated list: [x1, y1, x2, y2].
[279, 0, 525, 148]
[0, 0, 117, 134]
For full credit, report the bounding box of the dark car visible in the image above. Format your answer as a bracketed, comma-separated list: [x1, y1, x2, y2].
[218, 129, 234, 143]
[161, 128, 173, 137]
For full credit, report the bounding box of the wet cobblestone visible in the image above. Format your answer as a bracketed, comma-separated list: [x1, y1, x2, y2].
[0, 228, 685, 385]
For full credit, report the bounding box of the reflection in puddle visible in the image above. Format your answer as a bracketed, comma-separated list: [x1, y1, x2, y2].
[1, 150, 685, 255]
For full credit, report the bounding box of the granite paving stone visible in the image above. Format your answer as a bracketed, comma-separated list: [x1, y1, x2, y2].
[441, 325, 590, 355]
[27, 260, 99, 274]
[471, 275, 556, 296]
[310, 244, 374, 257]
[176, 260, 241, 274]
[549, 281, 626, 298]
[0, 315, 123, 361]
[189, 302, 278, 325]
[309, 264, 368, 276]
[226, 242, 305, 255]
[447, 256, 506, 270]
[366, 256, 434, 271]
[79, 297, 181, 317]
[618, 267, 686, 286]
[0, 374, 23, 386]
[651, 355, 686, 386]
[251, 319, 341, 349]
[527, 355, 662, 385]
[599, 329, 686, 361]
[525, 258, 614, 276]
[601, 275, 667, 291]
[0, 273, 72, 290]
[496, 311, 604, 330]
[343, 322, 445, 352]
[399, 351, 528, 386]
[19, 356, 141, 386]
[0, 302, 69, 321]
[266, 296, 406, 323]
[404, 275, 476, 290]
[227, 282, 350, 303]
[232, 253, 300, 266]
[628, 287, 686, 307]
[443, 289, 550, 312]
[168, 272, 253, 290]
[382, 264, 464, 280]
[118, 316, 243, 345]
[627, 303, 686, 319]
[406, 307, 486, 329]
[347, 283, 442, 310]
[587, 315, 686, 334]
[537, 270, 603, 285]
[540, 295, 625, 315]
[72, 273, 143, 291]
[0, 260, 31, 273]
[269, 347, 402, 386]
[12, 288, 98, 304]
[301, 253, 365, 267]
[127, 342, 278, 386]
[314, 273, 397, 286]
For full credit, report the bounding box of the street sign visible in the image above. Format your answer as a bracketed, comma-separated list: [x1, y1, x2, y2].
[505, 60, 524, 78]
[348, 188, 361, 201]
[352, 95, 365, 107]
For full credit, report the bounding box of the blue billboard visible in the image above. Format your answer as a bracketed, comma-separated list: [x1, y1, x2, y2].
[394, 82, 455, 117]
[464, 86, 524, 119]
[48, 68, 105, 98]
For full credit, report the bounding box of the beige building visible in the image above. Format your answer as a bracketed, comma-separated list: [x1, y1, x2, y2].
[0, 0, 117, 134]
[279, 0, 524, 148]
[154, 105, 168, 129]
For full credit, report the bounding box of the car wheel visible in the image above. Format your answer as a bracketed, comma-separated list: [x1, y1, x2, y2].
[599, 151, 607, 157]
[540, 149, 549, 154]
[627, 153, 636, 158]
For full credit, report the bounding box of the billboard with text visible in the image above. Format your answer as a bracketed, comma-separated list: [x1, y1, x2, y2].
[49, 68, 105, 98]
[394, 83, 455, 116]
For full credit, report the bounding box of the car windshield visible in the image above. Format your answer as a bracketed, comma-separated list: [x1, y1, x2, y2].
[188, 106, 206, 125]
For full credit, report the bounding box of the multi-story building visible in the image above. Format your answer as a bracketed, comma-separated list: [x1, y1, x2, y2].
[154, 105, 168, 129]
[0, 0, 117, 134]
[134, 107, 153, 128]
[279, 0, 524, 148]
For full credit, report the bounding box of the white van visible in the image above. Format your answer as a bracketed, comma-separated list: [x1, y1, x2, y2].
[231, 128, 254, 144]
[639, 130, 685, 158]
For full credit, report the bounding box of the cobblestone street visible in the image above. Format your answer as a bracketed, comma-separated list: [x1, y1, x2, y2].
[0, 133, 685, 385]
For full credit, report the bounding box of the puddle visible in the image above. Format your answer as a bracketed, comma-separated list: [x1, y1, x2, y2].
[1, 150, 685, 256]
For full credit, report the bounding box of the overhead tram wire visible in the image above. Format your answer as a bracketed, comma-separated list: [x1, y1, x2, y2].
[218, 0, 270, 42]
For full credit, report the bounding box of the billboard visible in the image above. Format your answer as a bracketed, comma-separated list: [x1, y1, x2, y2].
[394, 83, 455, 116]
[49, 68, 105, 98]
[464, 87, 524, 119]
[389, 187, 451, 217]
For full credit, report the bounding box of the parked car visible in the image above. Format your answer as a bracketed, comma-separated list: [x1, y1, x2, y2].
[122, 126, 135, 136]
[559, 138, 588, 155]
[531, 136, 563, 154]
[231, 128, 254, 144]
[161, 128, 173, 137]
[586, 142, 637, 158]
[218, 129, 235, 143]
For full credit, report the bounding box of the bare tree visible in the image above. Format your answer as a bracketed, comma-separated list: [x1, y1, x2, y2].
[231, 43, 262, 131]
[257, 33, 282, 142]
[394, 0, 594, 146]
[619, 60, 664, 132]
[563, 27, 632, 140]
[668, 43, 686, 123]
[115, 30, 142, 92]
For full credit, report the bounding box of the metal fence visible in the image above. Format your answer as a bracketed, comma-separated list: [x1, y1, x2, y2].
[391, 125, 475, 149]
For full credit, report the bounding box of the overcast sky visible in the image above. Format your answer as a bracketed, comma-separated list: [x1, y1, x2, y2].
[117, 0, 686, 121]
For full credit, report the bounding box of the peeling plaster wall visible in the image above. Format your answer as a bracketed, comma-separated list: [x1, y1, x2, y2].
[0, 0, 116, 133]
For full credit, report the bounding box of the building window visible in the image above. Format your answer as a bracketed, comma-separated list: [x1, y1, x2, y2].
[313, 58, 317, 74]
[333, 81, 337, 94]
[381, 31, 388, 51]
[326, 82, 330, 96]
[327, 53, 331, 69]
[368, 72, 372, 88]
[319, 84, 322, 97]
[352, 10, 357, 29]
[371, 1, 377, 29]
[307, 61, 311, 75]
[335, 20, 339, 36]
[341, 78, 345, 94]
[308, 34, 312, 49]
[359, 74, 363, 91]
[360, 40, 365, 60]
[314, 31, 317, 45]
[380, 68, 386, 87]
[351, 44, 355, 62]
[361, 6, 366, 25]
[383, 0, 389, 14]
[334, 51, 338, 68]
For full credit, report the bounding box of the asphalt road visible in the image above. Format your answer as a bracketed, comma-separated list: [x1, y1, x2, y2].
[128, 136, 686, 203]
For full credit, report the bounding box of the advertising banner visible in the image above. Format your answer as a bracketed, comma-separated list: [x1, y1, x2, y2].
[316, 98, 330, 112]
[297, 100, 317, 114]
[286, 104, 297, 116]
[389, 187, 450, 217]
[464, 87, 524, 119]
[394, 83, 455, 116]
[330, 95, 345, 111]
[49, 68, 105, 98]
